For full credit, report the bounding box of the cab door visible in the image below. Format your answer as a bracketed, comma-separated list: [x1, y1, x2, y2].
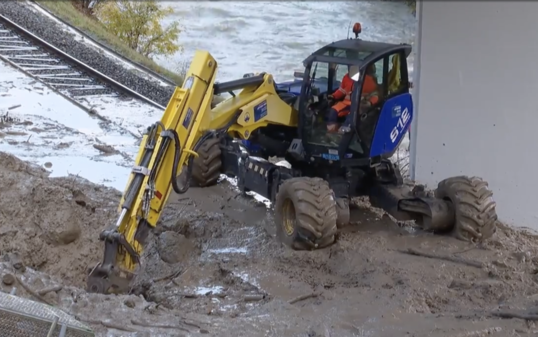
[368, 50, 413, 159]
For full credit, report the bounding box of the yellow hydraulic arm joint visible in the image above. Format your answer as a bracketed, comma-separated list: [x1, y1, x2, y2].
[87, 50, 219, 294]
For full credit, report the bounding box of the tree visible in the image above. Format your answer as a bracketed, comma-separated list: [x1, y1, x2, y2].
[94, 0, 181, 58]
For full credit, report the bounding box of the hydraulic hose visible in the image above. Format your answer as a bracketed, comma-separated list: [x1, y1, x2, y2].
[171, 129, 189, 194]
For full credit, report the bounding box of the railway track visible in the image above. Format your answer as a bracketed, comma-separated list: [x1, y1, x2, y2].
[0, 14, 166, 112]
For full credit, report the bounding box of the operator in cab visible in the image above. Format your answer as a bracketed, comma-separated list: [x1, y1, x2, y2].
[326, 64, 379, 133]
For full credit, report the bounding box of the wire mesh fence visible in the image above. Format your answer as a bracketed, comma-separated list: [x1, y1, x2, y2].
[0, 291, 94, 337]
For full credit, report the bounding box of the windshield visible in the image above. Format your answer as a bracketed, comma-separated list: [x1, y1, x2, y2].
[302, 61, 364, 155]
[322, 47, 373, 61]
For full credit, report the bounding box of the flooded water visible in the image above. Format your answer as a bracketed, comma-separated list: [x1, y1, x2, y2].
[157, 1, 417, 83]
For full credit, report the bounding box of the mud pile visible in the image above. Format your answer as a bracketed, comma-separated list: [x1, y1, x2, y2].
[3, 150, 538, 336]
[0, 151, 121, 287]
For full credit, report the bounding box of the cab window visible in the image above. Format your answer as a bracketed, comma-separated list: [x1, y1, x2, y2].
[309, 61, 329, 80]
[308, 61, 330, 94]
[322, 48, 372, 61]
[386, 53, 405, 96]
[334, 64, 348, 81]
[369, 59, 384, 87]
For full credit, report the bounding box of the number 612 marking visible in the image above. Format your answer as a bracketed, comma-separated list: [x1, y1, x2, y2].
[390, 108, 410, 143]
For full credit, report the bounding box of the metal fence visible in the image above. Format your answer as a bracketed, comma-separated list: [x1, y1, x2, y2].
[0, 291, 94, 337]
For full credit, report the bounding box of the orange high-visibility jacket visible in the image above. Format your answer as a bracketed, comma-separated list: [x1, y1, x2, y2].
[332, 74, 379, 117]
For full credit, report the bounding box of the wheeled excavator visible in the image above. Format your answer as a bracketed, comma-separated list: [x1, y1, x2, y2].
[87, 23, 498, 294]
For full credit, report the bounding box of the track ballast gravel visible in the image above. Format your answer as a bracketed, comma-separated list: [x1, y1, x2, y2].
[0, 1, 175, 107]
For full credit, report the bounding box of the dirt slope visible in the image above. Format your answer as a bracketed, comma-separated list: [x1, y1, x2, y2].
[2, 151, 538, 336]
[0, 152, 120, 287]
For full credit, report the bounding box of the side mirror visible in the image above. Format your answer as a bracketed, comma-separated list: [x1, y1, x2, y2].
[294, 71, 305, 78]
[351, 71, 361, 82]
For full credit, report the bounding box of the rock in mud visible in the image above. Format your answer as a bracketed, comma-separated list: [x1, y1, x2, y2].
[44, 222, 82, 246]
[2, 273, 15, 286]
[7, 252, 24, 270]
[72, 189, 89, 207]
[157, 231, 194, 264]
[123, 298, 136, 308]
[161, 218, 190, 235]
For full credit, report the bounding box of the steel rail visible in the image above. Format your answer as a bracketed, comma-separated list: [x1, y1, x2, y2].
[0, 14, 166, 111]
[28, 0, 178, 88]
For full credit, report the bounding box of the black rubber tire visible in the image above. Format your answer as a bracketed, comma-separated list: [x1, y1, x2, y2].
[274, 177, 338, 250]
[191, 137, 222, 187]
[435, 176, 497, 242]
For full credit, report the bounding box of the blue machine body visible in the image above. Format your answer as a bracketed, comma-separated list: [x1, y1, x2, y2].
[370, 93, 413, 158]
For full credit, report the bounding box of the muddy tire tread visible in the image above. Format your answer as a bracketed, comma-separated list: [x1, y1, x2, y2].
[435, 175, 497, 242]
[192, 137, 222, 187]
[275, 177, 337, 250]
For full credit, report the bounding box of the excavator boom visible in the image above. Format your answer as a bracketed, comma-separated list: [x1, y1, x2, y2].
[87, 51, 220, 294]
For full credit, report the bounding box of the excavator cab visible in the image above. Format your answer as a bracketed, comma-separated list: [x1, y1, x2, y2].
[294, 38, 413, 164]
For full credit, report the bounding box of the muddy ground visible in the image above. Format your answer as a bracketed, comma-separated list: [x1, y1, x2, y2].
[1, 152, 538, 336]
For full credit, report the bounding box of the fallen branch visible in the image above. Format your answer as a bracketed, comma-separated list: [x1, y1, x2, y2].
[244, 294, 266, 302]
[177, 317, 202, 329]
[398, 248, 484, 269]
[289, 292, 320, 305]
[93, 144, 118, 154]
[491, 310, 538, 321]
[131, 318, 189, 332]
[80, 318, 138, 332]
[448, 279, 504, 290]
[38, 285, 63, 296]
[452, 243, 480, 255]
[152, 268, 183, 283]
[15, 276, 55, 306]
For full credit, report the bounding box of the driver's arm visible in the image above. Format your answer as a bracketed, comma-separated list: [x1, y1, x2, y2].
[330, 77, 347, 100]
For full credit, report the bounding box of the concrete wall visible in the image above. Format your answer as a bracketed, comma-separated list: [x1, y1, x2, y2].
[410, 1, 538, 229]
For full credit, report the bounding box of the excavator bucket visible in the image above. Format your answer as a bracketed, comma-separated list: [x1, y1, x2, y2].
[0, 291, 94, 337]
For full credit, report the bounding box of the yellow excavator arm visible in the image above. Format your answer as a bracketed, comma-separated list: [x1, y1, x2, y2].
[87, 51, 220, 294]
[87, 49, 298, 294]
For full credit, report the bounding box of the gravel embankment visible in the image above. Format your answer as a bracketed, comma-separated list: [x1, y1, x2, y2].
[0, 1, 175, 106]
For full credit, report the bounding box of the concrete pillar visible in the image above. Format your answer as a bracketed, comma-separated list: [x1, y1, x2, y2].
[411, 1, 538, 229]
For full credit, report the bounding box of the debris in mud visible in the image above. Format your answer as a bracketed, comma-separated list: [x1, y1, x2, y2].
[289, 291, 320, 304]
[93, 143, 119, 155]
[0, 111, 21, 124]
[5, 130, 27, 136]
[243, 293, 266, 302]
[398, 247, 484, 268]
